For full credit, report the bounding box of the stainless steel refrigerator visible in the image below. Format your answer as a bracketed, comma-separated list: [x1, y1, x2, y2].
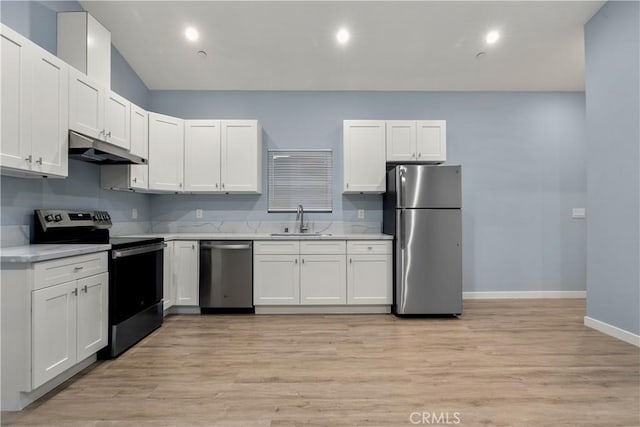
[383, 165, 462, 316]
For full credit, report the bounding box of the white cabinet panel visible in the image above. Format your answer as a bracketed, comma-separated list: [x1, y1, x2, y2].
[105, 91, 130, 150]
[347, 254, 392, 305]
[174, 241, 199, 306]
[76, 272, 108, 361]
[300, 255, 346, 305]
[254, 255, 300, 305]
[33, 251, 108, 291]
[163, 241, 174, 310]
[184, 120, 221, 192]
[416, 120, 446, 162]
[343, 120, 386, 193]
[386, 120, 417, 162]
[1, 26, 31, 171]
[32, 281, 77, 389]
[148, 112, 184, 192]
[68, 68, 104, 140]
[220, 120, 262, 193]
[300, 241, 346, 255]
[254, 241, 300, 255]
[346, 241, 392, 255]
[129, 103, 148, 159]
[86, 14, 111, 87]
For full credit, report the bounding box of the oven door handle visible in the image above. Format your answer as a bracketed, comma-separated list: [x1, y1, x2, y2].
[112, 242, 167, 259]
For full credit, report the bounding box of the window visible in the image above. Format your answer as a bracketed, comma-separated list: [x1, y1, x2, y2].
[268, 150, 332, 212]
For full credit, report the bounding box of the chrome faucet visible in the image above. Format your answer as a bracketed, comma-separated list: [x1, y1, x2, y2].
[296, 204, 309, 233]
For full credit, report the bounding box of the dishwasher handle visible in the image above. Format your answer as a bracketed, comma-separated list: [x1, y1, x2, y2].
[201, 243, 252, 250]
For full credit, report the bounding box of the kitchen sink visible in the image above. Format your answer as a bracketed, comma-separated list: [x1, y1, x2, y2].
[270, 232, 333, 237]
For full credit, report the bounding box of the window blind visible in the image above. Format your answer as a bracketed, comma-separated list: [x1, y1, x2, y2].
[268, 150, 332, 212]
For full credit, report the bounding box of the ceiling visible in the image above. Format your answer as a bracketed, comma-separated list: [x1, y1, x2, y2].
[80, 1, 604, 91]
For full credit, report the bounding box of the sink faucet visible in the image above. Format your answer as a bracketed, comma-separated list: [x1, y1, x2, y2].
[296, 204, 309, 233]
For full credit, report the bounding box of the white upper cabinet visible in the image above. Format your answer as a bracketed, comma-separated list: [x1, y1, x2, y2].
[68, 67, 105, 140]
[1, 25, 68, 178]
[104, 91, 130, 150]
[343, 120, 386, 193]
[57, 12, 111, 88]
[386, 120, 446, 163]
[129, 103, 148, 159]
[416, 120, 446, 162]
[184, 120, 221, 192]
[386, 120, 417, 161]
[148, 112, 184, 192]
[220, 120, 262, 193]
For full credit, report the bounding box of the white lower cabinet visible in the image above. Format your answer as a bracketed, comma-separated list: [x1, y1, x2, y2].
[253, 239, 391, 308]
[1, 252, 109, 410]
[173, 241, 199, 306]
[254, 255, 300, 305]
[163, 241, 175, 310]
[300, 255, 347, 304]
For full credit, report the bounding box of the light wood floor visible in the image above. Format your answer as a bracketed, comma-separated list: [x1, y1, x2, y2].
[2, 300, 639, 426]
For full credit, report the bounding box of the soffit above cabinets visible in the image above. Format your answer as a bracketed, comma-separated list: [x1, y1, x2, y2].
[79, 1, 604, 91]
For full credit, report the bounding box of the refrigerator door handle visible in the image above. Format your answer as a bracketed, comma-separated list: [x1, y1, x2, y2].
[399, 209, 406, 249]
[398, 167, 405, 207]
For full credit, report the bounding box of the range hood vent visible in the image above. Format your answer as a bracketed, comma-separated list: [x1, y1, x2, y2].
[68, 131, 147, 165]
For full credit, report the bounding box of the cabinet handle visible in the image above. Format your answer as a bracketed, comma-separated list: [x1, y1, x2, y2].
[106, 131, 112, 138]
[215, 183, 219, 189]
[35, 157, 43, 165]
[192, 244, 195, 250]
[295, 259, 298, 264]
[179, 183, 183, 188]
[346, 183, 349, 188]
[74, 266, 84, 271]
[349, 258, 352, 264]
[302, 258, 305, 264]
[133, 177, 137, 183]
[81, 285, 88, 293]
[72, 288, 78, 296]
[368, 246, 372, 250]
[418, 153, 422, 158]
[411, 153, 416, 158]
[222, 183, 225, 189]
[25, 155, 32, 163]
[99, 129, 105, 136]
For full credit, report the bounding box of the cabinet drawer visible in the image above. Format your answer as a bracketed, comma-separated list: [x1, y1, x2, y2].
[347, 240, 392, 255]
[254, 241, 300, 255]
[300, 241, 346, 255]
[33, 252, 108, 290]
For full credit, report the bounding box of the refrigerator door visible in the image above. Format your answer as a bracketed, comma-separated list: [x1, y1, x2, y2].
[395, 208, 462, 315]
[395, 165, 461, 209]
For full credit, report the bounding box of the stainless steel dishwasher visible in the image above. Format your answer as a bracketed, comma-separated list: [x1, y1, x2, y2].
[199, 241, 254, 313]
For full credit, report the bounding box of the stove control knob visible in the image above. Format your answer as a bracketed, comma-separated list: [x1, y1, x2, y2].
[45, 214, 54, 222]
[54, 214, 63, 222]
[105, 213, 111, 221]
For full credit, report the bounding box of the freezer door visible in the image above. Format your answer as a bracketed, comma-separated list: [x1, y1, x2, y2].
[395, 165, 461, 209]
[395, 208, 462, 315]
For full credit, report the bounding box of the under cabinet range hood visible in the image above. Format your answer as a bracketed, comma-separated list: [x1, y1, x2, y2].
[68, 131, 147, 165]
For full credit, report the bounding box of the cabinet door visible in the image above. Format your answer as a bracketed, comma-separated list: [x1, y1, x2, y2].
[129, 103, 148, 159]
[148, 113, 184, 192]
[86, 14, 111, 87]
[386, 120, 416, 162]
[347, 254, 392, 305]
[343, 120, 386, 193]
[220, 120, 261, 193]
[254, 255, 300, 305]
[76, 272, 108, 361]
[105, 91, 130, 150]
[1, 25, 32, 172]
[69, 68, 104, 140]
[416, 120, 446, 162]
[184, 120, 221, 192]
[163, 241, 174, 310]
[300, 255, 346, 305]
[32, 281, 77, 389]
[174, 241, 199, 306]
[30, 47, 69, 177]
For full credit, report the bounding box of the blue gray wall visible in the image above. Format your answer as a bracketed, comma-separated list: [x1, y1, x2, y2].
[585, 1, 640, 335]
[0, 0, 151, 228]
[148, 91, 587, 293]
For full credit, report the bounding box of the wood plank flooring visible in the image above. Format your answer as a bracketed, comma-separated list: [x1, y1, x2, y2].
[2, 300, 639, 426]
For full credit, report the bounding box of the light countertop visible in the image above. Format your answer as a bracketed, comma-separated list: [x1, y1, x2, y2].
[118, 233, 393, 241]
[0, 244, 112, 263]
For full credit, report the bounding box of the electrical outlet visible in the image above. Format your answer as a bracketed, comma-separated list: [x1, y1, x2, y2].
[131, 208, 138, 219]
[196, 209, 203, 219]
[572, 208, 586, 219]
[357, 209, 365, 219]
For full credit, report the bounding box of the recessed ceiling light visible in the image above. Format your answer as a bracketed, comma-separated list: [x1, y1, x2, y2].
[336, 28, 350, 45]
[185, 27, 199, 42]
[485, 30, 500, 45]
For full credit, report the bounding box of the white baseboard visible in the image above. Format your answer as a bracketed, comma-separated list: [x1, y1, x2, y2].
[584, 316, 640, 347]
[463, 291, 586, 300]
